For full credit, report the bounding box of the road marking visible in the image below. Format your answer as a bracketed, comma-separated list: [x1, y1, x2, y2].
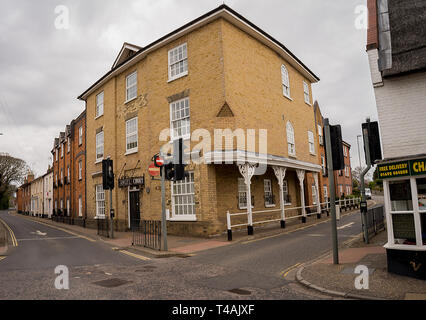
[280, 263, 302, 278]
[25, 219, 96, 242]
[0, 218, 18, 247]
[337, 222, 355, 230]
[119, 250, 151, 261]
[16, 236, 80, 241]
[307, 234, 324, 237]
[30, 230, 47, 236]
[0, 256, 6, 262]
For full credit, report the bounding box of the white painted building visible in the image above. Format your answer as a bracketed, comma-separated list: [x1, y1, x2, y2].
[366, 0, 426, 279]
[43, 169, 54, 218]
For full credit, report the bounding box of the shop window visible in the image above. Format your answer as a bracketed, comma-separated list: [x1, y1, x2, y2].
[389, 180, 413, 211]
[392, 214, 416, 245]
[416, 178, 426, 211]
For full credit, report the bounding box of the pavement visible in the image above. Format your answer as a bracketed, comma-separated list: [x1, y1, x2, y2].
[296, 230, 426, 300]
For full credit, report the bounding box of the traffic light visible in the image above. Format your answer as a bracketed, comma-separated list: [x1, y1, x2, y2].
[102, 159, 114, 190]
[173, 138, 187, 181]
[324, 124, 345, 171]
[362, 121, 382, 165]
[163, 139, 188, 181]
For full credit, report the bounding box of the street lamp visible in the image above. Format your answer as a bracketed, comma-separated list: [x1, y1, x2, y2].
[357, 135, 363, 169]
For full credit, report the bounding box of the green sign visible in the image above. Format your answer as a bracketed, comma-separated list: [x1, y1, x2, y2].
[410, 158, 426, 176]
[378, 158, 426, 179]
[378, 161, 410, 179]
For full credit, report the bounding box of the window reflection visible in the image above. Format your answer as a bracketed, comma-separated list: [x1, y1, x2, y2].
[416, 178, 426, 211]
[389, 180, 413, 211]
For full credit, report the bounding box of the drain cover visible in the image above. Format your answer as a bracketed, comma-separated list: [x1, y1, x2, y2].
[228, 288, 251, 296]
[92, 278, 131, 288]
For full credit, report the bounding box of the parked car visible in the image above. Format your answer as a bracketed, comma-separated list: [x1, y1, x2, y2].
[365, 188, 372, 200]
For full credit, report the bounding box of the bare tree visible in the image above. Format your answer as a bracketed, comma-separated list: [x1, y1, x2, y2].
[0, 153, 29, 206]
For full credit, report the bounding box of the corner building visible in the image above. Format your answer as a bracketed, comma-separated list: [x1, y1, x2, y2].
[79, 5, 324, 236]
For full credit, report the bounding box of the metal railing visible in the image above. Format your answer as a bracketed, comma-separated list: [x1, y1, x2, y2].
[132, 220, 162, 251]
[97, 218, 110, 238]
[226, 198, 361, 240]
[363, 205, 385, 243]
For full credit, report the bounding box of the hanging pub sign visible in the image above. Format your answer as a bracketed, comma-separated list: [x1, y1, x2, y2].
[118, 176, 145, 188]
[378, 158, 426, 179]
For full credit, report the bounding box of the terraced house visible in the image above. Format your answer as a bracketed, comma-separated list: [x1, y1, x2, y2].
[78, 5, 325, 236]
[51, 111, 86, 222]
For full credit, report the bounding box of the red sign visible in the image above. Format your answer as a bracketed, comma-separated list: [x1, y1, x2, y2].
[148, 163, 161, 177]
[155, 156, 164, 167]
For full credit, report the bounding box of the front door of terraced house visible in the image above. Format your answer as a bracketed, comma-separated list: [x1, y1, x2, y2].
[129, 187, 140, 229]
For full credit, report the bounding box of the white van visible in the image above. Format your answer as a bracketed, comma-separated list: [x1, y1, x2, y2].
[365, 188, 372, 200]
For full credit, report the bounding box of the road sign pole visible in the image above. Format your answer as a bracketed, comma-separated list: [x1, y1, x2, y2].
[324, 119, 339, 265]
[161, 165, 168, 251]
[110, 189, 114, 239]
[360, 118, 372, 244]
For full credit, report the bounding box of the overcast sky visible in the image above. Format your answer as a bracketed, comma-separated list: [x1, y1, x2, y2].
[0, 0, 377, 178]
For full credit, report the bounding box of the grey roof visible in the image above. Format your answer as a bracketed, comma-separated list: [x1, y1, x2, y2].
[381, 0, 426, 77]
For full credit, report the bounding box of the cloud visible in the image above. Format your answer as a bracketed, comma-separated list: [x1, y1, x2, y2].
[0, 0, 377, 177]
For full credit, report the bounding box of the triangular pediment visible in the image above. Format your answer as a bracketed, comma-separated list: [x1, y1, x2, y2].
[112, 42, 142, 70]
[217, 102, 234, 117]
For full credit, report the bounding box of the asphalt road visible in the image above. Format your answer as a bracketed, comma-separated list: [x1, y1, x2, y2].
[0, 196, 382, 300]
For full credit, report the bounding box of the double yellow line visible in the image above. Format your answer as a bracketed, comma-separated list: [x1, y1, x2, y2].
[0, 218, 18, 247]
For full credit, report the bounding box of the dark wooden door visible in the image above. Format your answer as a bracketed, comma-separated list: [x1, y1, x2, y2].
[129, 191, 140, 229]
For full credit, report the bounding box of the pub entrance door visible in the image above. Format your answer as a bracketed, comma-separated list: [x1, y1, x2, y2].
[129, 187, 140, 229]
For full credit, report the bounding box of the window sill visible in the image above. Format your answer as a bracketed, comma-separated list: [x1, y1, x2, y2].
[125, 149, 138, 156]
[285, 203, 292, 206]
[94, 215, 106, 220]
[265, 204, 276, 208]
[283, 94, 293, 101]
[168, 215, 197, 222]
[305, 101, 312, 107]
[95, 114, 103, 120]
[124, 96, 137, 105]
[95, 158, 103, 164]
[288, 154, 297, 159]
[168, 72, 188, 83]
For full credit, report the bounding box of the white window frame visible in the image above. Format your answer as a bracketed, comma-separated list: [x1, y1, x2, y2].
[96, 91, 104, 118]
[281, 64, 291, 99]
[170, 172, 196, 221]
[321, 155, 326, 176]
[96, 131, 104, 162]
[61, 144, 64, 158]
[168, 43, 188, 82]
[56, 149, 58, 162]
[78, 160, 82, 180]
[303, 81, 311, 105]
[95, 184, 105, 218]
[78, 126, 83, 145]
[286, 122, 296, 156]
[60, 169, 63, 185]
[170, 97, 190, 141]
[66, 198, 70, 216]
[125, 117, 138, 154]
[308, 131, 315, 155]
[318, 125, 323, 145]
[67, 138, 70, 153]
[312, 185, 317, 205]
[78, 196, 82, 217]
[344, 146, 348, 157]
[283, 180, 291, 205]
[264, 179, 275, 207]
[125, 71, 137, 103]
[324, 185, 328, 200]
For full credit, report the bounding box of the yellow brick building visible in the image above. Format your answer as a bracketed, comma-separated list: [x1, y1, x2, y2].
[78, 5, 322, 236]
